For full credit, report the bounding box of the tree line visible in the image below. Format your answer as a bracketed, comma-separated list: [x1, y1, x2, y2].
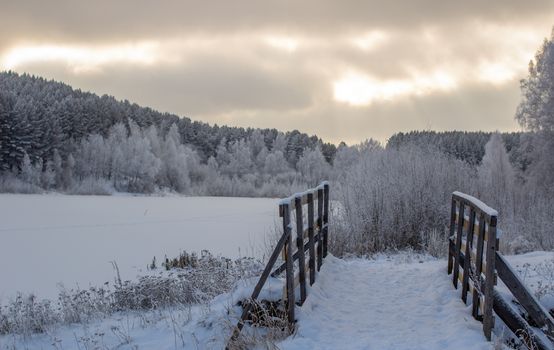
[2, 24, 554, 256]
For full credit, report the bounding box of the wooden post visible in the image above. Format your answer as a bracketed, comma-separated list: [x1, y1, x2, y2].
[307, 193, 316, 285]
[323, 183, 330, 258]
[472, 213, 486, 320]
[447, 198, 457, 274]
[283, 203, 295, 326]
[317, 187, 324, 271]
[453, 202, 465, 289]
[295, 196, 307, 305]
[483, 215, 497, 340]
[461, 208, 476, 304]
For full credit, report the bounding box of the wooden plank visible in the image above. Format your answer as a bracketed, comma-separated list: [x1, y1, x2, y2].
[307, 193, 316, 286]
[284, 205, 295, 326]
[496, 252, 554, 338]
[448, 199, 457, 274]
[452, 192, 498, 222]
[453, 202, 465, 289]
[279, 189, 320, 216]
[295, 197, 307, 305]
[323, 183, 330, 258]
[317, 188, 324, 271]
[483, 214, 497, 341]
[492, 289, 553, 350]
[472, 213, 486, 320]
[462, 208, 476, 304]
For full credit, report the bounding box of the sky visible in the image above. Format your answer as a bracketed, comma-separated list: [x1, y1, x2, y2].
[1, 1, 553, 145]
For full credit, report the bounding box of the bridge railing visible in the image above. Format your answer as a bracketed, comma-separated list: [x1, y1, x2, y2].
[448, 191, 554, 349]
[228, 181, 330, 344]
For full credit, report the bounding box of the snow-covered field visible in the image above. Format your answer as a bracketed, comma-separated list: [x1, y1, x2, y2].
[0, 194, 279, 300]
[2, 251, 554, 349]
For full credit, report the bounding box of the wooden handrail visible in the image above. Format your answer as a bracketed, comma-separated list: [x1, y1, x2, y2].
[227, 182, 330, 346]
[448, 191, 554, 349]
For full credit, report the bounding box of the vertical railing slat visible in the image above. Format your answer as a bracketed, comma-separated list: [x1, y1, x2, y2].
[317, 187, 324, 271]
[453, 202, 465, 288]
[307, 193, 316, 285]
[447, 198, 457, 274]
[283, 203, 295, 326]
[483, 215, 497, 340]
[295, 196, 307, 305]
[462, 208, 476, 304]
[323, 183, 330, 257]
[472, 213, 486, 320]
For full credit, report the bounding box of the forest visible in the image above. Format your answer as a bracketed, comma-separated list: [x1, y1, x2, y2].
[2, 31, 554, 257]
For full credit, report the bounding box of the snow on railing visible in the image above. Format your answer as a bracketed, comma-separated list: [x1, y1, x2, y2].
[452, 191, 498, 218]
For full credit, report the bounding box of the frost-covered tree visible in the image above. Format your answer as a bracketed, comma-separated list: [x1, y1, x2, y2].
[159, 124, 191, 192]
[41, 160, 56, 189]
[225, 139, 253, 177]
[63, 154, 75, 189]
[52, 149, 63, 188]
[20, 153, 41, 189]
[75, 134, 110, 180]
[264, 150, 290, 176]
[0, 92, 28, 171]
[272, 133, 288, 154]
[516, 27, 554, 191]
[477, 133, 515, 214]
[297, 146, 330, 186]
[118, 121, 160, 192]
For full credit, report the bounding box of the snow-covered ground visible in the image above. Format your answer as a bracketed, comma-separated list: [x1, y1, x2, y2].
[0, 194, 279, 300]
[7, 252, 554, 350]
[279, 255, 492, 350]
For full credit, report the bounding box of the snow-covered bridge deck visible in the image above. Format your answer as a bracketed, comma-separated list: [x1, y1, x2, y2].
[278, 255, 492, 350]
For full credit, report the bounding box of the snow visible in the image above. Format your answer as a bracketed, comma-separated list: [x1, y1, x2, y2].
[278, 255, 492, 350]
[503, 251, 554, 310]
[453, 191, 498, 217]
[4, 242, 554, 349]
[278, 181, 328, 206]
[0, 194, 279, 300]
[1, 253, 500, 349]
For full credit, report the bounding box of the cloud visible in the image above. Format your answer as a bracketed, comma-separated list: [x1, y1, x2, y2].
[1, 1, 552, 143]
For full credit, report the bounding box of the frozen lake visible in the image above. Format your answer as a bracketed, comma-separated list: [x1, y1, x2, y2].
[0, 194, 279, 300]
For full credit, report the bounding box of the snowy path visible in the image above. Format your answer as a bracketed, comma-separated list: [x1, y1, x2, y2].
[279, 255, 493, 350]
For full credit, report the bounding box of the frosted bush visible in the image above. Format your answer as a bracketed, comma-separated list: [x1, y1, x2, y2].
[0, 173, 42, 193]
[0, 251, 263, 336]
[331, 146, 474, 256]
[69, 176, 114, 195]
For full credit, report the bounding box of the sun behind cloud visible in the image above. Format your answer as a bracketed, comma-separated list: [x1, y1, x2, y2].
[2, 42, 160, 73]
[333, 70, 457, 106]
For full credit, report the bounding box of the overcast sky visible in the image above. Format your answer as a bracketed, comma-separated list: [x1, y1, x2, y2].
[1, 1, 553, 144]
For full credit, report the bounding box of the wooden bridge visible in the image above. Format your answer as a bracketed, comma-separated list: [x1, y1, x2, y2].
[228, 182, 554, 349]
